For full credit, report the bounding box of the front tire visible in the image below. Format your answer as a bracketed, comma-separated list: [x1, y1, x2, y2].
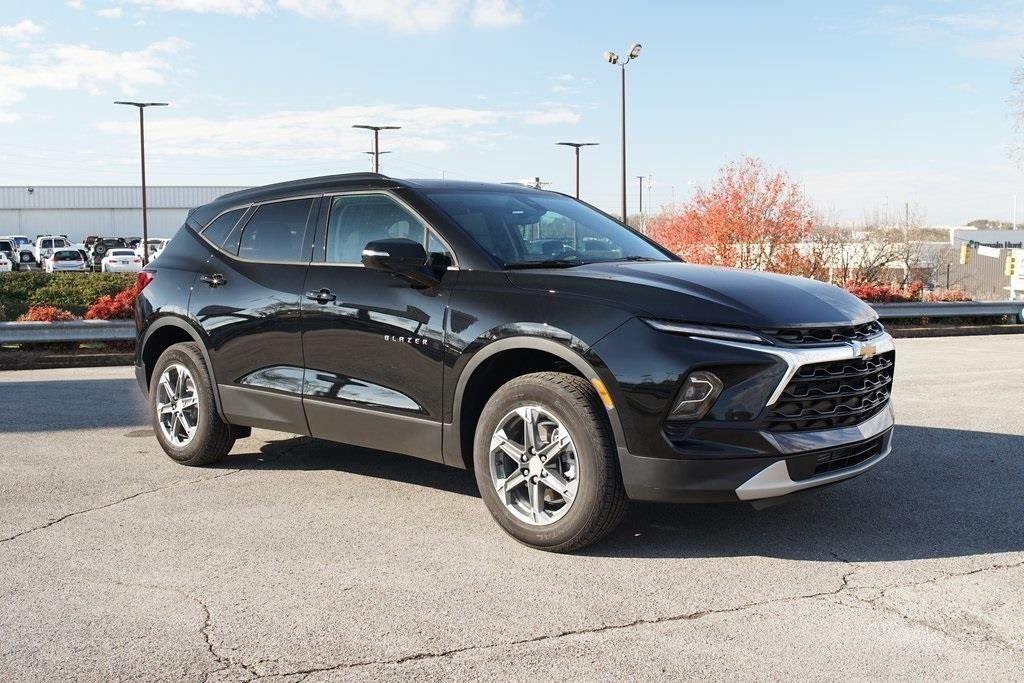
[150, 342, 235, 466]
[473, 372, 627, 552]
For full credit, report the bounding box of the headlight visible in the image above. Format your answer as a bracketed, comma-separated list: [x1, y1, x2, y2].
[669, 371, 723, 421]
[643, 319, 769, 345]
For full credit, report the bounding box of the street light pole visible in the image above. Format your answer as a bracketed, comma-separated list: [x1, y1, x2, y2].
[637, 175, 644, 216]
[604, 43, 641, 223]
[115, 101, 168, 265]
[556, 142, 599, 198]
[353, 124, 401, 173]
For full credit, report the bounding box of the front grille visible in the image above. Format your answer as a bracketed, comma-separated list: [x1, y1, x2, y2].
[763, 320, 884, 346]
[787, 434, 887, 481]
[762, 350, 894, 432]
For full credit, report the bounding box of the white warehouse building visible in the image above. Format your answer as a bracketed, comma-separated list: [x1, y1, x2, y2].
[0, 186, 247, 243]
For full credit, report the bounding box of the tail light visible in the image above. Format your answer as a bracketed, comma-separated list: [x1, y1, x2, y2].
[137, 271, 154, 290]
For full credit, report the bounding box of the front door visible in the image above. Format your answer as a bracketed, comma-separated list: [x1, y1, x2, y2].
[300, 192, 456, 462]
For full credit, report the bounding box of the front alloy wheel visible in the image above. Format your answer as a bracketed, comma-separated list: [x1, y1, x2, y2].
[489, 406, 579, 525]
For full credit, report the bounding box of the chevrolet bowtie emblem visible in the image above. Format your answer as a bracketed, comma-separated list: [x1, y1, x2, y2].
[854, 342, 877, 359]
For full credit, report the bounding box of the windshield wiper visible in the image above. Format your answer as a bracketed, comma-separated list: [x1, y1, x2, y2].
[612, 256, 662, 262]
[505, 259, 589, 270]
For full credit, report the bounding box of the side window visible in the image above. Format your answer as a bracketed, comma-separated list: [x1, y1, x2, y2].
[325, 194, 426, 264]
[427, 231, 453, 269]
[237, 198, 314, 262]
[42, 239, 53, 249]
[202, 208, 246, 252]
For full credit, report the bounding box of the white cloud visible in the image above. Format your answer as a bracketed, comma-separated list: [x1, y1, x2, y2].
[0, 20, 44, 42]
[551, 73, 574, 82]
[115, 0, 523, 31]
[97, 7, 124, 17]
[94, 102, 575, 159]
[471, 0, 521, 27]
[0, 37, 185, 121]
[118, 0, 270, 15]
[277, 0, 464, 32]
[874, 4, 1024, 61]
[67, 0, 85, 8]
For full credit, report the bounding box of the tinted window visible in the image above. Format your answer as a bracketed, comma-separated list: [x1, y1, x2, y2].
[427, 191, 669, 267]
[237, 199, 314, 262]
[202, 208, 246, 251]
[54, 250, 81, 261]
[41, 239, 53, 249]
[0, 241, 13, 255]
[325, 194, 425, 264]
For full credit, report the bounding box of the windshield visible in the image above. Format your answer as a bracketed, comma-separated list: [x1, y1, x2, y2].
[13, 237, 30, 248]
[426, 190, 672, 268]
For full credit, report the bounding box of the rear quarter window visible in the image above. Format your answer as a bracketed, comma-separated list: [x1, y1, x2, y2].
[201, 208, 247, 253]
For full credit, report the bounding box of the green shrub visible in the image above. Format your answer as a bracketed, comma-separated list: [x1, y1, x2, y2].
[0, 272, 136, 320]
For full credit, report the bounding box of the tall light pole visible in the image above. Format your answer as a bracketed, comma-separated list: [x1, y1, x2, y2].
[115, 101, 167, 265]
[604, 43, 641, 223]
[637, 174, 645, 215]
[556, 142, 599, 198]
[353, 124, 401, 173]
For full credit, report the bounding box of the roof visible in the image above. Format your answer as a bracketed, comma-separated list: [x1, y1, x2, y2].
[192, 173, 550, 225]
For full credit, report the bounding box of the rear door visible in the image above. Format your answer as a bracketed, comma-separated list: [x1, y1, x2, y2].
[300, 191, 457, 462]
[188, 196, 319, 434]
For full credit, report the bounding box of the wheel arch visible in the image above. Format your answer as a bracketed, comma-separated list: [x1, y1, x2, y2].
[139, 316, 226, 421]
[444, 336, 626, 469]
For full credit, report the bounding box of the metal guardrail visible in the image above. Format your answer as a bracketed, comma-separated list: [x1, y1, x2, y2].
[0, 301, 1022, 345]
[871, 301, 1024, 322]
[0, 320, 135, 344]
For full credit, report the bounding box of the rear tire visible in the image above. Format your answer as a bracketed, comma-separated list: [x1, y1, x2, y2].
[150, 342, 235, 466]
[473, 372, 627, 553]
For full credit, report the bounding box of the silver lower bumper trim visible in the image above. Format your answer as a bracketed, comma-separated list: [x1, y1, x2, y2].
[735, 428, 894, 501]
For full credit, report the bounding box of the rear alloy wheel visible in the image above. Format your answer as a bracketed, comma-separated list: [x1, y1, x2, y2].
[474, 372, 627, 552]
[151, 342, 235, 466]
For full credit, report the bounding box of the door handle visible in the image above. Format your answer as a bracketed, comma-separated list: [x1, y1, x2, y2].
[305, 288, 337, 303]
[200, 273, 227, 287]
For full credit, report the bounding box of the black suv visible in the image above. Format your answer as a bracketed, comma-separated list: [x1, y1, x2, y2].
[135, 174, 895, 551]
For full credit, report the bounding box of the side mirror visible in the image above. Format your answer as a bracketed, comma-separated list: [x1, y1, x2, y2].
[361, 238, 427, 272]
[361, 238, 439, 288]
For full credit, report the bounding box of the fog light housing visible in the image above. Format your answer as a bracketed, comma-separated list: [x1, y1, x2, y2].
[670, 371, 723, 421]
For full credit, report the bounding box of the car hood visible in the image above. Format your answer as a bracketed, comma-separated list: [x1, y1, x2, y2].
[506, 261, 876, 328]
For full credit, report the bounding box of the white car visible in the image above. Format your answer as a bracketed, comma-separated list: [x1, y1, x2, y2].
[44, 249, 87, 272]
[135, 238, 169, 261]
[34, 236, 72, 265]
[0, 251, 11, 272]
[101, 248, 143, 272]
[1, 235, 35, 269]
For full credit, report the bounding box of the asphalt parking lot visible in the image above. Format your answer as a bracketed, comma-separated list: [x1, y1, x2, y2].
[1, 335, 1022, 680]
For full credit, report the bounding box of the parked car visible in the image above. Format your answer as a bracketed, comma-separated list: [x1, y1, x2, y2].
[135, 238, 169, 261]
[44, 249, 88, 272]
[5, 235, 36, 268]
[101, 248, 143, 272]
[84, 235, 100, 249]
[0, 251, 11, 272]
[134, 173, 895, 552]
[34, 235, 72, 265]
[0, 238, 23, 271]
[89, 237, 129, 270]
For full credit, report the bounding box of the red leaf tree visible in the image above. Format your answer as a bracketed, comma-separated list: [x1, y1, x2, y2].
[648, 157, 815, 274]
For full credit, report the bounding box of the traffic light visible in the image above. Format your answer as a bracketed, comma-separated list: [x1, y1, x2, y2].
[1007, 254, 1017, 277]
[959, 243, 969, 265]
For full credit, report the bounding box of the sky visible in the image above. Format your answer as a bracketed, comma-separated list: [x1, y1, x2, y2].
[1, 0, 1023, 226]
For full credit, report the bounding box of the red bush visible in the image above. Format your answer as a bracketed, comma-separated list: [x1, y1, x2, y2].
[924, 289, 972, 302]
[17, 306, 76, 322]
[84, 282, 142, 320]
[845, 280, 923, 303]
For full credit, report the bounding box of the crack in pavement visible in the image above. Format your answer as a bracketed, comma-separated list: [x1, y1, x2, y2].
[0, 437, 310, 546]
[240, 557, 1024, 680]
[243, 569, 862, 680]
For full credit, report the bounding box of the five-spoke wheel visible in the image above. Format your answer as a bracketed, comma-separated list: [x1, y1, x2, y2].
[155, 363, 200, 447]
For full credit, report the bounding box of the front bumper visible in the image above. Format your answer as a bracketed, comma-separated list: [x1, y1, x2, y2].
[619, 404, 895, 503]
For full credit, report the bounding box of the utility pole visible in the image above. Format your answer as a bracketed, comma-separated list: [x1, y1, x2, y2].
[352, 124, 401, 173]
[114, 101, 168, 265]
[555, 142, 599, 198]
[604, 43, 642, 222]
[637, 175, 645, 215]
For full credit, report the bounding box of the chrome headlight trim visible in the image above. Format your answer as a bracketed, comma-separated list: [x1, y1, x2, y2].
[642, 319, 770, 345]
